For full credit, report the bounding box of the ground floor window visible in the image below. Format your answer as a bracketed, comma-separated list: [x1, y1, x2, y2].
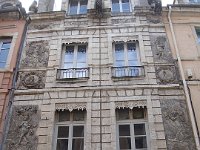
[55, 109, 86, 150]
[116, 107, 148, 150]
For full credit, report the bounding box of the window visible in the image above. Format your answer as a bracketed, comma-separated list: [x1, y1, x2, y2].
[55, 109, 86, 150]
[112, 41, 144, 77]
[189, 0, 200, 3]
[195, 28, 200, 44]
[69, 0, 87, 15]
[0, 39, 11, 68]
[112, 0, 131, 13]
[57, 44, 89, 79]
[116, 108, 148, 150]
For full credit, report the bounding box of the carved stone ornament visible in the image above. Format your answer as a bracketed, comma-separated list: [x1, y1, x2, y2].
[147, 15, 161, 24]
[62, 38, 88, 45]
[160, 99, 196, 150]
[156, 66, 178, 84]
[112, 35, 138, 43]
[5, 105, 40, 150]
[28, 22, 52, 30]
[17, 71, 46, 89]
[115, 100, 147, 109]
[151, 35, 174, 63]
[56, 103, 87, 112]
[111, 18, 136, 24]
[20, 41, 49, 68]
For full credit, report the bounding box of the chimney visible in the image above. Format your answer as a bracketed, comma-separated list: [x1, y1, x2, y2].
[38, 0, 55, 12]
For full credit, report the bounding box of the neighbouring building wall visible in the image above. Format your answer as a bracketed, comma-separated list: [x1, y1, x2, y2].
[4, 0, 197, 150]
[163, 5, 200, 147]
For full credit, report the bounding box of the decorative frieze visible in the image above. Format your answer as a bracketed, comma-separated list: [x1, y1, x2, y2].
[5, 105, 40, 150]
[17, 71, 46, 89]
[55, 103, 87, 112]
[160, 99, 196, 150]
[115, 100, 147, 109]
[20, 41, 49, 68]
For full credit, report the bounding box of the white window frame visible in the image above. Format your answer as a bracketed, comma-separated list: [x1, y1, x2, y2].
[54, 111, 86, 150]
[62, 44, 88, 69]
[113, 41, 141, 67]
[0, 38, 12, 68]
[111, 0, 132, 13]
[68, 0, 88, 15]
[116, 108, 149, 150]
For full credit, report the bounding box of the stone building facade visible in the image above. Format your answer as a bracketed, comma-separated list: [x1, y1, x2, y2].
[0, 0, 27, 147]
[4, 0, 197, 150]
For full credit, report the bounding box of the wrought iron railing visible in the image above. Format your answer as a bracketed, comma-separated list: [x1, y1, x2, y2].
[57, 68, 89, 80]
[111, 66, 145, 78]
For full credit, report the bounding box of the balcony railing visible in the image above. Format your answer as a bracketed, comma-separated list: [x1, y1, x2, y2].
[112, 66, 145, 78]
[57, 68, 89, 80]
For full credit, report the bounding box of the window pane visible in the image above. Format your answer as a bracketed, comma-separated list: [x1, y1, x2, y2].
[76, 63, 86, 68]
[80, 0, 87, 14]
[0, 49, 9, 62]
[115, 60, 125, 67]
[73, 126, 84, 137]
[134, 124, 146, 135]
[135, 137, 147, 149]
[196, 28, 200, 43]
[122, 0, 130, 12]
[112, 0, 120, 12]
[64, 63, 73, 69]
[69, 0, 78, 15]
[58, 126, 69, 138]
[132, 108, 145, 119]
[65, 46, 74, 63]
[0, 62, 6, 68]
[116, 108, 129, 120]
[58, 111, 70, 122]
[57, 139, 68, 150]
[119, 125, 130, 136]
[2, 43, 11, 49]
[119, 137, 131, 149]
[77, 45, 86, 62]
[72, 139, 84, 150]
[73, 110, 85, 121]
[127, 44, 137, 61]
[128, 60, 138, 66]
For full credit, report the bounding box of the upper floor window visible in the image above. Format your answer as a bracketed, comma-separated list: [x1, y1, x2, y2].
[57, 44, 89, 79]
[189, 0, 200, 3]
[112, 41, 144, 77]
[69, 0, 87, 15]
[55, 109, 86, 150]
[112, 0, 131, 13]
[0, 38, 11, 68]
[195, 28, 200, 44]
[116, 107, 148, 150]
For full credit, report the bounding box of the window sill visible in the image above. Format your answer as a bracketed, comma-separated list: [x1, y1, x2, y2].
[56, 77, 89, 83]
[111, 12, 133, 16]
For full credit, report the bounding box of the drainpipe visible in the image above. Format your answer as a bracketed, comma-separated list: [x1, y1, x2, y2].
[168, 6, 200, 149]
[1, 15, 31, 150]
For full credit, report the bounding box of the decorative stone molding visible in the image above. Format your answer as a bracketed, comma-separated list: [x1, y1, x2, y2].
[62, 38, 88, 44]
[28, 22, 51, 30]
[160, 99, 196, 150]
[5, 105, 40, 150]
[156, 66, 179, 84]
[20, 41, 49, 68]
[17, 71, 46, 89]
[56, 103, 87, 112]
[64, 21, 88, 26]
[112, 35, 138, 43]
[111, 18, 136, 24]
[115, 100, 147, 109]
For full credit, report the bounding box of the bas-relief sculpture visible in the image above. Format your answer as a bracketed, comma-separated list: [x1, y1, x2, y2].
[160, 99, 196, 150]
[5, 105, 40, 150]
[17, 71, 46, 89]
[20, 41, 49, 68]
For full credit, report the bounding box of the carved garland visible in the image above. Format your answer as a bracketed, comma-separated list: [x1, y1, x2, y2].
[115, 100, 147, 109]
[56, 103, 87, 112]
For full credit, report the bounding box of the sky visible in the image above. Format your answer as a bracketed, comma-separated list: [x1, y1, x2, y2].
[19, 0, 174, 12]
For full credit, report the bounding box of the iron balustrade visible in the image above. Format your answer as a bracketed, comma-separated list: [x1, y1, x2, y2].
[57, 68, 89, 79]
[112, 66, 144, 77]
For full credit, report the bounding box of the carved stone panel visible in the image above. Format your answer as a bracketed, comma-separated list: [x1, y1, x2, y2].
[111, 18, 136, 24]
[17, 71, 46, 89]
[160, 99, 196, 150]
[156, 66, 179, 84]
[20, 41, 49, 68]
[150, 35, 174, 63]
[5, 105, 40, 150]
[28, 22, 52, 30]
